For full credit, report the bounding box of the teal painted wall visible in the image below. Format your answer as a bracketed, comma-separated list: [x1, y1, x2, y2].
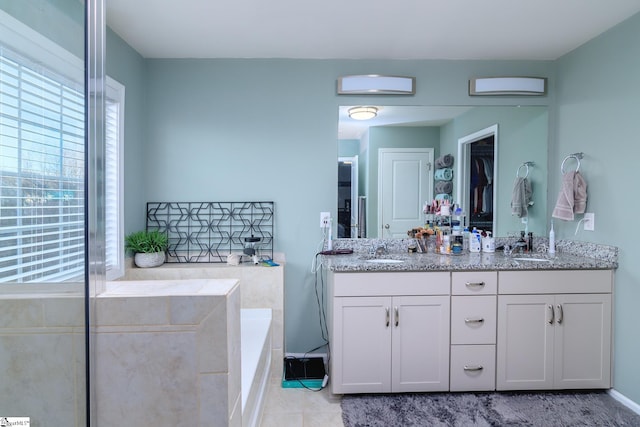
[440, 106, 549, 236]
[0, 0, 83, 57]
[141, 58, 553, 353]
[338, 139, 359, 158]
[555, 12, 640, 403]
[105, 28, 148, 234]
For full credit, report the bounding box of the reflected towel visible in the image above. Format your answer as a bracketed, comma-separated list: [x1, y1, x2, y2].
[435, 154, 454, 169]
[435, 181, 453, 194]
[511, 177, 533, 218]
[434, 168, 453, 181]
[552, 171, 588, 221]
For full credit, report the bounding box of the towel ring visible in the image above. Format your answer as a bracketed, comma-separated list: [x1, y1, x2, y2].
[561, 153, 583, 174]
[516, 162, 533, 178]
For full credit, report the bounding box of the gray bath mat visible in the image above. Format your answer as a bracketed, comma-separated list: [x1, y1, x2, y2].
[341, 391, 640, 426]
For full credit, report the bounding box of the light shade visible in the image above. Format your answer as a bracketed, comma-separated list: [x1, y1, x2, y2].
[469, 77, 547, 96]
[338, 75, 415, 95]
[348, 106, 378, 120]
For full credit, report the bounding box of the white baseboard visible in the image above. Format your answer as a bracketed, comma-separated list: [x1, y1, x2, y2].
[608, 389, 640, 415]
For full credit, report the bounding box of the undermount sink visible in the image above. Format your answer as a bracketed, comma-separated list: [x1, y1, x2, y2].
[512, 257, 551, 262]
[365, 259, 405, 264]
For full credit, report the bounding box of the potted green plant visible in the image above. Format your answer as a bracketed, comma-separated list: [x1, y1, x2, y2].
[125, 230, 169, 268]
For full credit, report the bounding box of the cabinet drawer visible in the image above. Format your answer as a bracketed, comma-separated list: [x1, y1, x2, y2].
[450, 345, 496, 391]
[333, 272, 450, 296]
[452, 272, 497, 295]
[451, 296, 496, 344]
[498, 270, 613, 294]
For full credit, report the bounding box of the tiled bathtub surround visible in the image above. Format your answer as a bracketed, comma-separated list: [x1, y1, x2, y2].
[96, 279, 241, 426]
[121, 262, 284, 380]
[0, 291, 86, 426]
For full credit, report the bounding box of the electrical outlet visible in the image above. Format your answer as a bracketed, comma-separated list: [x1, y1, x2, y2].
[320, 212, 331, 228]
[584, 212, 595, 231]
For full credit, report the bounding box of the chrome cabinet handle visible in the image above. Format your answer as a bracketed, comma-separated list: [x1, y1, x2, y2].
[556, 304, 563, 324]
[394, 307, 399, 327]
[385, 308, 390, 327]
[465, 281, 485, 288]
[547, 304, 555, 324]
[463, 365, 484, 371]
[464, 317, 485, 324]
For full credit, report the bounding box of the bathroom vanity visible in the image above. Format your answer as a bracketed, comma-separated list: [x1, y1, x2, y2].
[324, 244, 616, 395]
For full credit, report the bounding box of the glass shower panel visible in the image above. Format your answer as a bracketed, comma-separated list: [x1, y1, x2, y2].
[0, 2, 87, 425]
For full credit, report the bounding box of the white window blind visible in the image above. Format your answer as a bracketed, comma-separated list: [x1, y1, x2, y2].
[0, 47, 85, 282]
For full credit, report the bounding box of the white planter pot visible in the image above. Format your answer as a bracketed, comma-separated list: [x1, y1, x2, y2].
[134, 251, 166, 268]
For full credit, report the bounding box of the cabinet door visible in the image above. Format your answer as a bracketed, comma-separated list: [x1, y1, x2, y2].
[391, 296, 450, 392]
[331, 297, 392, 393]
[497, 295, 554, 390]
[554, 294, 612, 389]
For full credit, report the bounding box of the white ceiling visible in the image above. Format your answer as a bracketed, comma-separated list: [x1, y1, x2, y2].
[106, 0, 640, 60]
[105, 1, 640, 139]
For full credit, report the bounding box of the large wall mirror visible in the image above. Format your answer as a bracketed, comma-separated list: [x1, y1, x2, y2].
[337, 105, 549, 239]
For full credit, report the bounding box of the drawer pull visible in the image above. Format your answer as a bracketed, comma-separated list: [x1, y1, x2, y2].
[463, 365, 484, 371]
[547, 304, 555, 324]
[394, 307, 399, 327]
[556, 304, 563, 324]
[385, 307, 390, 327]
[465, 281, 485, 288]
[464, 317, 485, 324]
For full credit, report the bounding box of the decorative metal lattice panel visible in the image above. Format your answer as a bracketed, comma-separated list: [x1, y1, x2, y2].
[146, 201, 274, 263]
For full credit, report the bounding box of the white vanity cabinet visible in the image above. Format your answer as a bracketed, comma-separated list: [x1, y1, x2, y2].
[450, 271, 497, 391]
[329, 272, 450, 394]
[496, 270, 613, 390]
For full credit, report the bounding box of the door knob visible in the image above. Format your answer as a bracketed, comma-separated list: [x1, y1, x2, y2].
[384, 224, 390, 229]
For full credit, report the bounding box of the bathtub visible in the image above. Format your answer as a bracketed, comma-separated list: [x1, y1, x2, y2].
[241, 308, 272, 427]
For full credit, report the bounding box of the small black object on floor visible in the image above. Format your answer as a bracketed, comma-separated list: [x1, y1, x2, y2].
[282, 357, 326, 389]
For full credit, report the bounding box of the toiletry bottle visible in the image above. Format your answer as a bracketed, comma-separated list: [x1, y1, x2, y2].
[462, 227, 470, 252]
[527, 232, 533, 252]
[470, 229, 481, 253]
[549, 220, 555, 254]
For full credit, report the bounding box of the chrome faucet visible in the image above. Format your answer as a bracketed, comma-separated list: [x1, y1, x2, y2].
[370, 244, 387, 256]
[512, 241, 528, 254]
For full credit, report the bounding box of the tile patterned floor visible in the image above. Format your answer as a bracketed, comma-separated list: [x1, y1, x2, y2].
[260, 378, 344, 427]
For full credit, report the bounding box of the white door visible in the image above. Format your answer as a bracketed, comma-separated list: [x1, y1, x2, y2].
[553, 294, 611, 389]
[332, 297, 392, 394]
[379, 149, 434, 238]
[391, 295, 450, 392]
[497, 295, 554, 390]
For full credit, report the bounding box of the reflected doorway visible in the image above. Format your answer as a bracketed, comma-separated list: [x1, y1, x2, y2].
[457, 125, 497, 234]
[338, 156, 358, 238]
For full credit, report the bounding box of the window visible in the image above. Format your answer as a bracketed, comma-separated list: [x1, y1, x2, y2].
[0, 11, 124, 283]
[0, 47, 85, 282]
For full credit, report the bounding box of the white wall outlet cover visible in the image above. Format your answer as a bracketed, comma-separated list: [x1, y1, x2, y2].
[584, 213, 595, 231]
[320, 212, 331, 228]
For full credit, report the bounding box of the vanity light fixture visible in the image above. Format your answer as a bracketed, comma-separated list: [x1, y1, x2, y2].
[469, 77, 547, 96]
[338, 75, 416, 95]
[348, 106, 378, 120]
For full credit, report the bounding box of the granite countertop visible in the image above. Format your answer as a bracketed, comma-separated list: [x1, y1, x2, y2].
[323, 239, 618, 273]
